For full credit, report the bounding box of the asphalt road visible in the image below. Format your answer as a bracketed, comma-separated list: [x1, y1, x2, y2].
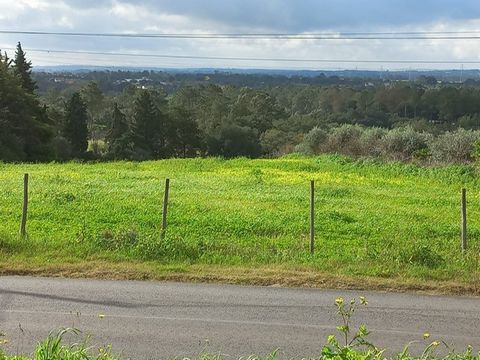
[0, 276, 479, 359]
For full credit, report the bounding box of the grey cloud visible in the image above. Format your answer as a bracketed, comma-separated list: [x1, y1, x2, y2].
[35, 0, 480, 32]
[115, 0, 480, 31]
[2, 0, 480, 70]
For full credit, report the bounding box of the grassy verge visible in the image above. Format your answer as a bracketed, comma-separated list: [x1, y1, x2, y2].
[1, 155, 480, 293]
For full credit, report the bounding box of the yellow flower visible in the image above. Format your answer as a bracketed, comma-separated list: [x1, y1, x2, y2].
[432, 341, 440, 347]
[423, 333, 430, 339]
[0, 339, 9, 345]
[98, 314, 105, 319]
[335, 297, 344, 305]
[360, 296, 368, 305]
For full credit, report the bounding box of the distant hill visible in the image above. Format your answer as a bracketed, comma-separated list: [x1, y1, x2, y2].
[33, 65, 480, 81]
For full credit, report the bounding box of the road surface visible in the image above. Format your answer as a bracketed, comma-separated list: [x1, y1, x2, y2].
[0, 276, 479, 359]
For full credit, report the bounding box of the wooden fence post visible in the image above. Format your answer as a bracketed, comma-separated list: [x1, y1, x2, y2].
[461, 188, 467, 251]
[20, 173, 29, 237]
[161, 178, 170, 240]
[310, 180, 315, 254]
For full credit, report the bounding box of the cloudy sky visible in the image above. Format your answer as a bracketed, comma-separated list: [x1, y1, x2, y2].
[0, 0, 480, 70]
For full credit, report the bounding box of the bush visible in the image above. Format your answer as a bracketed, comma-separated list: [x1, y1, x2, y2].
[51, 136, 72, 162]
[325, 124, 364, 156]
[260, 129, 290, 156]
[208, 125, 262, 158]
[458, 114, 480, 130]
[428, 128, 480, 164]
[359, 127, 387, 157]
[380, 126, 430, 161]
[88, 140, 107, 158]
[294, 126, 328, 155]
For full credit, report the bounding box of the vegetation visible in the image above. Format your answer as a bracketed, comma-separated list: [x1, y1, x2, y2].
[1, 155, 480, 291]
[1, 298, 479, 360]
[0, 44, 53, 162]
[0, 328, 119, 360]
[4, 44, 480, 162]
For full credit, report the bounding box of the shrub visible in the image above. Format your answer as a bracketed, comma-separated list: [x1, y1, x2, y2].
[359, 127, 387, 157]
[458, 114, 480, 130]
[294, 126, 328, 155]
[380, 126, 430, 161]
[325, 124, 364, 156]
[51, 136, 72, 162]
[260, 129, 290, 156]
[428, 128, 480, 164]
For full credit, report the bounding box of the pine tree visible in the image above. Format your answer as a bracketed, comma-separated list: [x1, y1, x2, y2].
[106, 103, 133, 159]
[0, 49, 53, 161]
[0, 50, 12, 69]
[13, 42, 37, 94]
[0, 56, 24, 160]
[64, 93, 88, 158]
[132, 91, 163, 157]
[169, 107, 202, 157]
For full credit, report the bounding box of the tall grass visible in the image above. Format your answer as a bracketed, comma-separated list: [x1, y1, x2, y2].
[1, 328, 118, 360]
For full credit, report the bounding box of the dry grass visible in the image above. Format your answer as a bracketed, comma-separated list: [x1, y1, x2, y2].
[1, 260, 480, 297]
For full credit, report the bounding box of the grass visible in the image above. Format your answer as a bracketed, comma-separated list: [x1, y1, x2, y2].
[4, 333, 478, 360]
[1, 154, 480, 293]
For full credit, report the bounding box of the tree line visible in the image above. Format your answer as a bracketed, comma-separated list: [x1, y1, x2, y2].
[3, 43, 480, 164]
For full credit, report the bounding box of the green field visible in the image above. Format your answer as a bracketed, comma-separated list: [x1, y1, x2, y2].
[1, 155, 480, 292]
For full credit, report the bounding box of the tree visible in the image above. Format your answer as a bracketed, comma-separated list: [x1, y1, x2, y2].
[106, 103, 134, 159]
[0, 49, 53, 161]
[208, 124, 262, 158]
[260, 129, 291, 156]
[132, 90, 171, 158]
[81, 81, 106, 139]
[229, 90, 285, 134]
[64, 93, 89, 158]
[133, 91, 159, 157]
[13, 42, 36, 94]
[169, 107, 202, 157]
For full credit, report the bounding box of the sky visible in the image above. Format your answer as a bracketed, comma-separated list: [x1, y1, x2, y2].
[0, 0, 480, 70]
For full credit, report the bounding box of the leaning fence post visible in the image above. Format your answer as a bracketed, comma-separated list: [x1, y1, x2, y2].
[310, 180, 315, 254]
[161, 178, 170, 240]
[461, 188, 467, 252]
[20, 173, 29, 237]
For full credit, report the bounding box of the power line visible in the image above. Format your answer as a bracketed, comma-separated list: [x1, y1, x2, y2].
[2, 30, 480, 40]
[5, 47, 480, 65]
